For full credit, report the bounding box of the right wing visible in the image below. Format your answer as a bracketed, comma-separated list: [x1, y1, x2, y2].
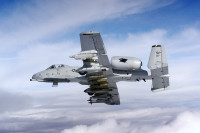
[73, 31, 120, 105]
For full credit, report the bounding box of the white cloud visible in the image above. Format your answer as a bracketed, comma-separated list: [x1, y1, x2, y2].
[0, 89, 33, 113]
[0, 0, 174, 53]
[151, 111, 200, 133]
[0, 41, 81, 90]
[61, 111, 200, 133]
[106, 28, 200, 60]
[61, 119, 130, 133]
[106, 29, 167, 61]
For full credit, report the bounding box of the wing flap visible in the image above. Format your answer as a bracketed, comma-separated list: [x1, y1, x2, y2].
[106, 81, 120, 105]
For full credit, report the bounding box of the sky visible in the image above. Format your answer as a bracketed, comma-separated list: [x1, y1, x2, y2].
[0, 0, 200, 132]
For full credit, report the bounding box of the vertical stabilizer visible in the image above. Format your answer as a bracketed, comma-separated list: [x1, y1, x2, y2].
[148, 45, 169, 92]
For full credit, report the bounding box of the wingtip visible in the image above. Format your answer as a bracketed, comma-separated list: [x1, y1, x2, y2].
[151, 87, 169, 92]
[152, 45, 162, 47]
[80, 31, 100, 35]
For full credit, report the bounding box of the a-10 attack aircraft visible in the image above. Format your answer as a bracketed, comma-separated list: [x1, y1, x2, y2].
[31, 31, 169, 105]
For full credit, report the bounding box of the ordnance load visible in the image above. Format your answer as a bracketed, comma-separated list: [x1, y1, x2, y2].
[88, 78, 108, 84]
[77, 66, 109, 74]
[90, 83, 109, 88]
[86, 74, 104, 79]
[96, 78, 108, 82]
[84, 88, 112, 93]
[84, 59, 98, 62]
[88, 96, 111, 104]
[88, 99, 110, 104]
[70, 50, 97, 60]
[91, 96, 111, 101]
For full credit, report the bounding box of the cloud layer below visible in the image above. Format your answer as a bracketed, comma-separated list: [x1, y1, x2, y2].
[61, 111, 200, 133]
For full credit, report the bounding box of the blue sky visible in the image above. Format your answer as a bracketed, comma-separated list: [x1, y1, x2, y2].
[80, 0, 200, 34]
[1, 0, 200, 43]
[0, 0, 200, 133]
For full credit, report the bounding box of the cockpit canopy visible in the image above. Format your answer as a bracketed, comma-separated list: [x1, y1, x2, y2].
[47, 64, 65, 69]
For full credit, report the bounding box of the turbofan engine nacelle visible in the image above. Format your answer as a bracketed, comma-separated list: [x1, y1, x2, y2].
[111, 56, 142, 70]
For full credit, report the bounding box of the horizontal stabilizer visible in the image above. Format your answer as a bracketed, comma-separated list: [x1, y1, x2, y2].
[151, 77, 169, 92]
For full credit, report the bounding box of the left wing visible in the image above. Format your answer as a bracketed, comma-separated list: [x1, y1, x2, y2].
[71, 31, 120, 105]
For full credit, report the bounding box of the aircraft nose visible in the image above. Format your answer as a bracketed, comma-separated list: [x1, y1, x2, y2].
[32, 74, 38, 79]
[31, 73, 42, 81]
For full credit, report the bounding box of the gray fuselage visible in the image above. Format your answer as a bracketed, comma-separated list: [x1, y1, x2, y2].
[31, 64, 150, 86]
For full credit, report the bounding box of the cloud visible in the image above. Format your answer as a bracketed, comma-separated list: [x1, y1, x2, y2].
[151, 111, 200, 133]
[0, 105, 189, 133]
[106, 28, 200, 59]
[61, 119, 130, 133]
[0, 41, 81, 90]
[0, 89, 33, 113]
[61, 111, 200, 133]
[0, 0, 174, 54]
